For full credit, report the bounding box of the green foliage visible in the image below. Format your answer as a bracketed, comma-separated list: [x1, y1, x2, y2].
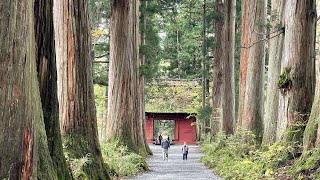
[139, 64, 155, 78]
[100, 141, 148, 177]
[291, 149, 320, 179]
[154, 120, 175, 140]
[66, 154, 92, 180]
[197, 105, 212, 122]
[278, 68, 292, 90]
[145, 81, 202, 113]
[94, 85, 107, 141]
[201, 131, 297, 179]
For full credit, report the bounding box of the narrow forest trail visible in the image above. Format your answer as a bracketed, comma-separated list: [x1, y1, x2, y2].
[126, 144, 222, 180]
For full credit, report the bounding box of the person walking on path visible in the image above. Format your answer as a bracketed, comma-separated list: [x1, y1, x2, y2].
[161, 136, 170, 161]
[182, 142, 189, 160]
[158, 134, 163, 145]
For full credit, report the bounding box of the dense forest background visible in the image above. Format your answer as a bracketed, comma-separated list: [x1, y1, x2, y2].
[92, 0, 242, 140]
[1, 0, 320, 179]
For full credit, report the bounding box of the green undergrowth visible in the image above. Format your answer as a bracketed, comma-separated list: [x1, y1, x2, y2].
[291, 148, 320, 179]
[100, 141, 148, 178]
[63, 135, 110, 180]
[201, 132, 320, 179]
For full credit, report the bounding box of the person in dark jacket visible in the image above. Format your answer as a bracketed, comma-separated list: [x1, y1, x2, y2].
[161, 136, 170, 161]
[158, 134, 163, 145]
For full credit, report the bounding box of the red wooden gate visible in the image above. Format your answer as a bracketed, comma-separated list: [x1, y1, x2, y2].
[145, 112, 197, 144]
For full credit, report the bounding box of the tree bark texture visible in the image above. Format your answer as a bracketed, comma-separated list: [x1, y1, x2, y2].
[238, 0, 266, 142]
[132, 0, 149, 155]
[107, 0, 146, 154]
[303, 5, 320, 150]
[0, 0, 56, 179]
[198, 0, 207, 140]
[237, 0, 249, 128]
[34, 0, 72, 178]
[222, 0, 236, 135]
[303, 67, 320, 150]
[277, 1, 316, 144]
[211, 0, 223, 137]
[140, 0, 152, 155]
[262, 0, 285, 145]
[53, 0, 109, 179]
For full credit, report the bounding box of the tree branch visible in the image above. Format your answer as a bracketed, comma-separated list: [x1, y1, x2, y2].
[241, 29, 284, 49]
[94, 53, 108, 59]
[93, 61, 109, 63]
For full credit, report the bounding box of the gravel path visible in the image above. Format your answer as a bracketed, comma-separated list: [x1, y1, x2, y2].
[125, 144, 222, 180]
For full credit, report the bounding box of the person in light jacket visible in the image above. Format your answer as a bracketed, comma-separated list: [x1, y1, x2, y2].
[182, 142, 189, 160]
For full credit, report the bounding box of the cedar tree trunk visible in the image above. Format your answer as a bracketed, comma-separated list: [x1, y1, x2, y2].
[262, 0, 285, 145]
[34, 0, 72, 178]
[0, 0, 57, 179]
[277, 1, 316, 144]
[222, 0, 236, 135]
[106, 0, 145, 154]
[239, 0, 267, 143]
[53, 0, 109, 179]
[211, 0, 223, 137]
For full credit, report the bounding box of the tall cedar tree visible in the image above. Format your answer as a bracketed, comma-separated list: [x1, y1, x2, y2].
[140, 0, 153, 155]
[34, 0, 72, 178]
[53, 0, 109, 179]
[222, 0, 236, 135]
[238, 0, 266, 142]
[304, 54, 320, 150]
[211, 0, 223, 137]
[0, 0, 57, 179]
[278, 1, 316, 145]
[262, 0, 285, 145]
[107, 0, 149, 154]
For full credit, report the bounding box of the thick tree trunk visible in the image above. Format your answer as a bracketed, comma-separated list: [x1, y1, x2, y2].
[278, 1, 316, 145]
[239, 0, 266, 143]
[34, 0, 72, 178]
[237, 0, 249, 128]
[211, 0, 223, 137]
[53, 0, 109, 179]
[140, 0, 152, 155]
[303, 71, 320, 149]
[132, 0, 149, 155]
[262, 0, 285, 145]
[222, 0, 236, 135]
[107, 0, 146, 154]
[0, 0, 56, 179]
[303, 5, 320, 150]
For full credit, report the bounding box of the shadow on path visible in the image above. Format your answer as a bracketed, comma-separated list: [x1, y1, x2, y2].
[125, 144, 222, 180]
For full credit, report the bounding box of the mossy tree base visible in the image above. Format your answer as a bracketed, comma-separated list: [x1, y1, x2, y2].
[64, 135, 110, 180]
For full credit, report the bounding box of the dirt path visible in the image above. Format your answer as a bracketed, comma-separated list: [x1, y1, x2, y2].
[125, 144, 222, 180]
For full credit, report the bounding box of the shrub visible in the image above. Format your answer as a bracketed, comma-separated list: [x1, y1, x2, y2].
[100, 141, 148, 177]
[65, 153, 91, 180]
[201, 131, 296, 179]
